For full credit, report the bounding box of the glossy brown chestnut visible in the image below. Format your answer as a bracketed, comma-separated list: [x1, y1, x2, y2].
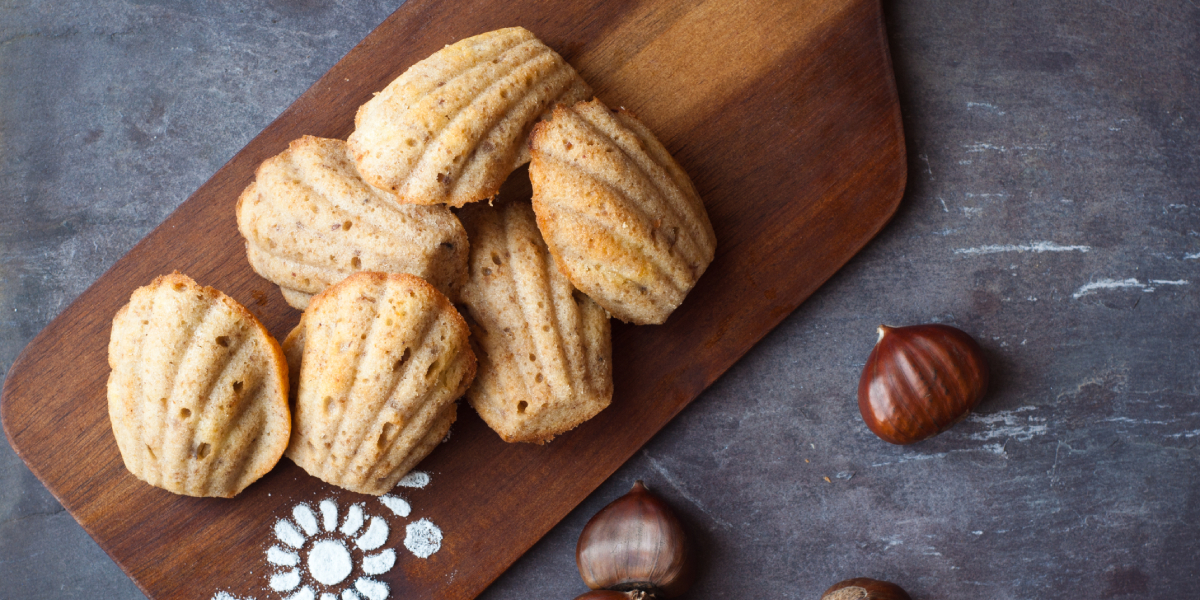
[858, 324, 988, 445]
[576, 481, 693, 599]
[572, 591, 648, 600]
[821, 577, 913, 600]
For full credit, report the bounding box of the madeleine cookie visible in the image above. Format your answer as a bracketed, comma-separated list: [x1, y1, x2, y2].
[347, 27, 592, 207]
[286, 272, 475, 495]
[529, 99, 717, 324]
[236, 136, 468, 309]
[459, 199, 612, 444]
[107, 272, 290, 498]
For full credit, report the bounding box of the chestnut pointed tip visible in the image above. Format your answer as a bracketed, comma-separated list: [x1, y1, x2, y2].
[631, 480, 647, 493]
[876, 325, 893, 342]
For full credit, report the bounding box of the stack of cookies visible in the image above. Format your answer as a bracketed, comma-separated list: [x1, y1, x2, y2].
[108, 26, 717, 498]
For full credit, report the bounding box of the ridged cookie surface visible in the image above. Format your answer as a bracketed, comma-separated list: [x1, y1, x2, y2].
[286, 272, 475, 495]
[529, 99, 717, 324]
[107, 272, 290, 498]
[347, 27, 592, 207]
[236, 136, 468, 309]
[459, 200, 612, 444]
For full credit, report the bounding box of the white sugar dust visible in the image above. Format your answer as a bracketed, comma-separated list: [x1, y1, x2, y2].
[396, 471, 430, 488]
[356, 578, 389, 600]
[307, 539, 353, 585]
[362, 548, 396, 575]
[319, 499, 337, 532]
[340, 503, 365, 536]
[380, 495, 411, 517]
[265, 500, 397, 600]
[356, 516, 389, 551]
[293, 504, 319, 535]
[211, 593, 253, 600]
[274, 519, 305, 548]
[210, 473, 448, 600]
[269, 569, 300, 592]
[404, 518, 443, 559]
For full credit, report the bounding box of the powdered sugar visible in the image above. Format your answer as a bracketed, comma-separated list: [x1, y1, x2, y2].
[275, 519, 305, 548]
[355, 517, 389, 551]
[380, 495, 411, 517]
[294, 504, 319, 536]
[396, 471, 430, 489]
[362, 549, 396, 575]
[319, 499, 338, 532]
[355, 578, 389, 600]
[270, 569, 301, 591]
[404, 519, 443, 559]
[267, 545, 299, 567]
[209, 473, 445, 600]
[212, 592, 254, 600]
[308, 539, 353, 584]
[266, 502, 395, 599]
[285, 588, 315, 600]
[340, 504, 364, 536]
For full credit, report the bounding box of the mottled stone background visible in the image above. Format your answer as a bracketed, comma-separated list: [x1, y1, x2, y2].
[2, 1, 1197, 598]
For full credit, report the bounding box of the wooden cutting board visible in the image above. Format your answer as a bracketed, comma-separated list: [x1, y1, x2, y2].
[1, 0, 905, 598]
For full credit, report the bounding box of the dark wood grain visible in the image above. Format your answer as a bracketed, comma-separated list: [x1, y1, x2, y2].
[1, 0, 904, 598]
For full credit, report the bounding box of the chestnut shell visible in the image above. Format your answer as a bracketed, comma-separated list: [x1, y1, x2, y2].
[576, 481, 693, 598]
[858, 324, 988, 445]
[821, 578, 913, 600]
[572, 591, 647, 600]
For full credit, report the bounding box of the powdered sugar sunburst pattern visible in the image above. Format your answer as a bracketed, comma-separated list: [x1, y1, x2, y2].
[209, 471, 442, 600]
[267, 499, 393, 600]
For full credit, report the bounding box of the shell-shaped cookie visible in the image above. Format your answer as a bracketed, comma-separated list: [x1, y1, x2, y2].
[282, 318, 457, 488]
[459, 199, 612, 444]
[529, 98, 718, 325]
[347, 26, 593, 208]
[285, 272, 475, 495]
[236, 136, 469, 309]
[107, 272, 290, 498]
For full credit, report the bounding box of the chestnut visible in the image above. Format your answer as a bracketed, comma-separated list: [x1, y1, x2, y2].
[821, 578, 913, 600]
[857, 324, 988, 444]
[576, 481, 693, 599]
[572, 592, 647, 600]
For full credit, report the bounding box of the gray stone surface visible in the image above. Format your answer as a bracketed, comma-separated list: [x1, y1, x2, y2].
[2, 1, 1197, 599]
